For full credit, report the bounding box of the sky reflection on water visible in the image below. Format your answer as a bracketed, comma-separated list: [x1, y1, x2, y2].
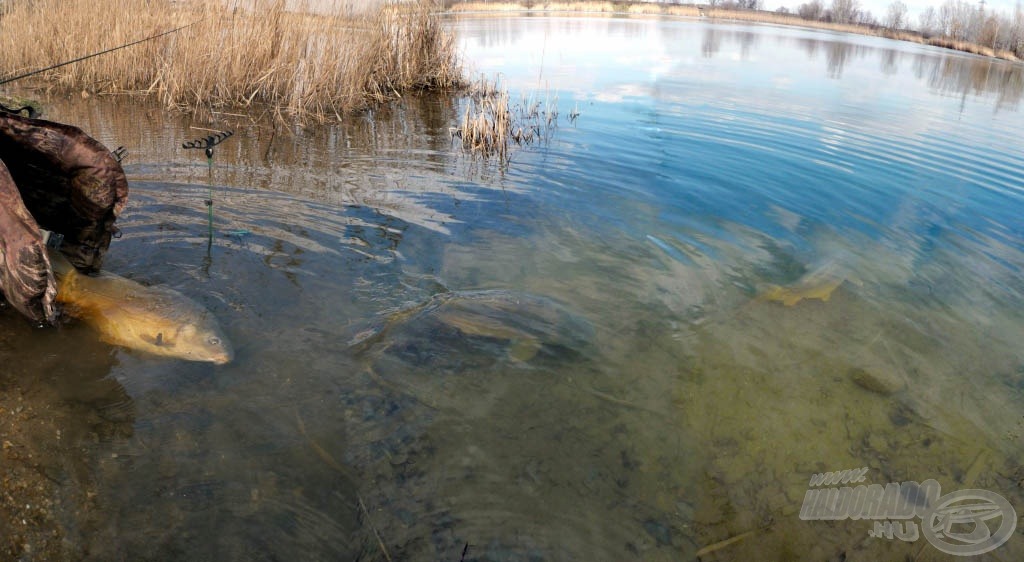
[453, 16, 1024, 560]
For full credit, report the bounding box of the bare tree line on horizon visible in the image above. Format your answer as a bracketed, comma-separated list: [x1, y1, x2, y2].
[450, 0, 1021, 58]
[789, 0, 1024, 56]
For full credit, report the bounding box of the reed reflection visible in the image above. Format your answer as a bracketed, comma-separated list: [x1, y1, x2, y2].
[35, 93, 468, 233]
[913, 53, 1024, 110]
[700, 27, 760, 59]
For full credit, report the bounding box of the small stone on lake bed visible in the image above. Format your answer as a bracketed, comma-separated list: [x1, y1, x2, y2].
[642, 519, 673, 547]
[848, 367, 905, 395]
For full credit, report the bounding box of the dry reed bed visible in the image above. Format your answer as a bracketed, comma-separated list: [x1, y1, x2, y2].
[449, 1, 1020, 62]
[0, 0, 463, 121]
[458, 79, 513, 161]
[923, 37, 1016, 60]
[455, 75, 565, 162]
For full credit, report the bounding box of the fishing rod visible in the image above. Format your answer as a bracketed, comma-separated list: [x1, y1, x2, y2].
[0, 21, 197, 86]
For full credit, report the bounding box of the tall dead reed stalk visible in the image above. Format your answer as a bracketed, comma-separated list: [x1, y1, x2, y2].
[454, 75, 562, 163]
[458, 76, 511, 161]
[0, 0, 463, 121]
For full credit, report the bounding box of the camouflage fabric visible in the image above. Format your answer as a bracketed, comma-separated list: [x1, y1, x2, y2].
[0, 111, 128, 272]
[0, 111, 128, 324]
[0, 159, 56, 324]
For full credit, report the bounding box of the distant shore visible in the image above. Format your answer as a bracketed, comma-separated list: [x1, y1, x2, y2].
[445, 1, 1021, 63]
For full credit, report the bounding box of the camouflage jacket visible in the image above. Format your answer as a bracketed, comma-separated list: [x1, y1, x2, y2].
[0, 110, 127, 324]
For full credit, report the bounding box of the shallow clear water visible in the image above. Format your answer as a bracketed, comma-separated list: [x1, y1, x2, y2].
[3, 14, 1024, 561]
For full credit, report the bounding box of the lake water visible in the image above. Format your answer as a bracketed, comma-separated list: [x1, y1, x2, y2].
[3, 14, 1024, 561]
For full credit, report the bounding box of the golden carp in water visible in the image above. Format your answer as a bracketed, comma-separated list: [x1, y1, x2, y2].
[758, 277, 844, 306]
[757, 261, 862, 306]
[48, 250, 233, 364]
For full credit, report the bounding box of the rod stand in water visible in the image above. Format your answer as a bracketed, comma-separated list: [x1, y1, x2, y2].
[182, 131, 234, 249]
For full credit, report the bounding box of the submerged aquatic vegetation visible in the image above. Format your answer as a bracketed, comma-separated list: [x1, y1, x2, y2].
[0, 0, 463, 121]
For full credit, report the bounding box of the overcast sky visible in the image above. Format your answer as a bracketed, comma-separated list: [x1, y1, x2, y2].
[767, 0, 1021, 22]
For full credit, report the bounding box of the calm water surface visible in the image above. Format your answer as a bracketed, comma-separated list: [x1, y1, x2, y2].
[3, 15, 1024, 561]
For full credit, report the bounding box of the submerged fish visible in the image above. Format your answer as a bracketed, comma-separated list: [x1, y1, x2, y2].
[351, 289, 595, 366]
[49, 250, 233, 364]
[757, 261, 861, 306]
[759, 277, 844, 306]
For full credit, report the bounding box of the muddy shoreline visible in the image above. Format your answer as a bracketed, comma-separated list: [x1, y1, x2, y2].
[0, 300, 132, 561]
[1, 382, 74, 560]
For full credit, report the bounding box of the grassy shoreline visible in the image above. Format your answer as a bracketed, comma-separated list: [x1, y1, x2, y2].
[0, 0, 463, 122]
[446, 1, 1021, 62]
